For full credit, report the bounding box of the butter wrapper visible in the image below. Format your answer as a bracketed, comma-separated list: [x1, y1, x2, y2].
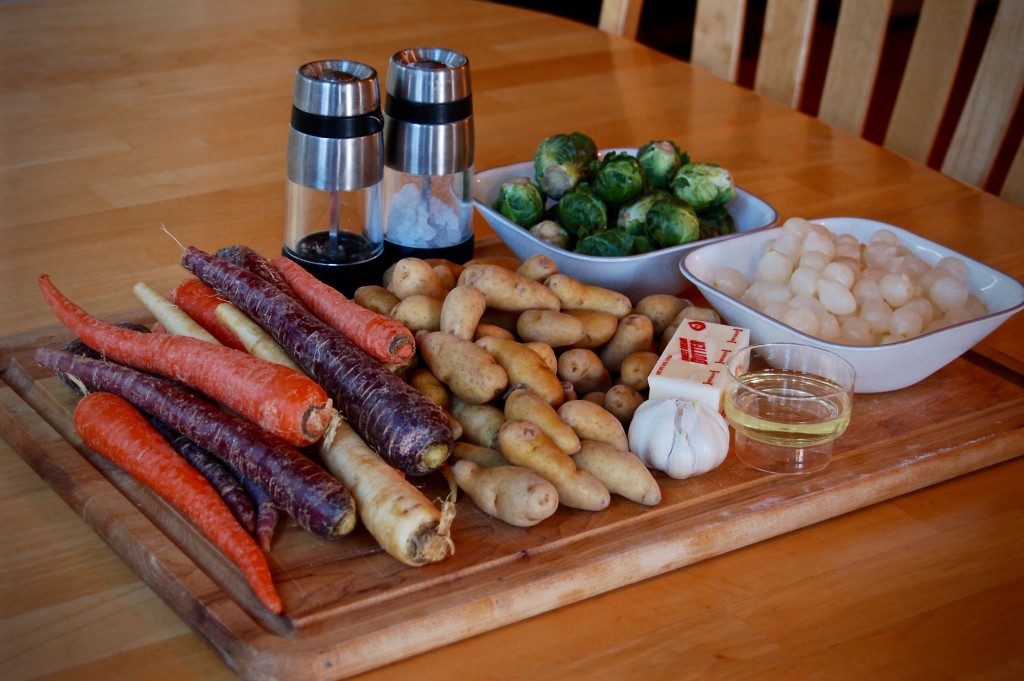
[648, 319, 750, 411]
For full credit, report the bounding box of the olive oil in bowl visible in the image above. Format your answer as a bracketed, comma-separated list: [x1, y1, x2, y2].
[725, 344, 856, 475]
[724, 370, 852, 447]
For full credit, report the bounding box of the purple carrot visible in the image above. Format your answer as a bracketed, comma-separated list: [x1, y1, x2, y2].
[36, 347, 357, 539]
[181, 246, 452, 476]
[148, 418, 257, 534]
[216, 245, 296, 297]
[57, 332, 262, 536]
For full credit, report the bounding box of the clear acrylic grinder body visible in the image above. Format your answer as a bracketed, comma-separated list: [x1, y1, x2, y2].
[283, 60, 385, 297]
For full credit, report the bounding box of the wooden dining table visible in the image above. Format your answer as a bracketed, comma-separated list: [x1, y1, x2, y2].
[2, 1, 1023, 679]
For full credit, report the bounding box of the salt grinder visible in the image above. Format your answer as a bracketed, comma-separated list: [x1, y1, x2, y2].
[283, 60, 384, 297]
[382, 47, 475, 262]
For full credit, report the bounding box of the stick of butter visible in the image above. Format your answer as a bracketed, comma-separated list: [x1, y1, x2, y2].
[648, 319, 750, 411]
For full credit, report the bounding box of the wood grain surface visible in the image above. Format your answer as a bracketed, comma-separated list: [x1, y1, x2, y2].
[2, 1, 1023, 680]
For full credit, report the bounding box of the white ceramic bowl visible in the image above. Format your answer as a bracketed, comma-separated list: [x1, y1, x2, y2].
[680, 217, 1024, 393]
[472, 149, 777, 303]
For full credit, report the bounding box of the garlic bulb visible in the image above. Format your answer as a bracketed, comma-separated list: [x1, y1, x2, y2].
[627, 397, 730, 479]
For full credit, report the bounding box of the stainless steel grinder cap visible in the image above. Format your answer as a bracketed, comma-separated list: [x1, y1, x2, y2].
[383, 47, 473, 177]
[288, 60, 384, 192]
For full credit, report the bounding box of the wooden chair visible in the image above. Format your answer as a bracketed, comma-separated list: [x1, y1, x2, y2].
[598, 0, 644, 38]
[601, 0, 1024, 204]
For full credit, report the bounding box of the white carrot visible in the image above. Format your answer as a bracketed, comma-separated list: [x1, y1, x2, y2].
[319, 417, 455, 566]
[213, 302, 303, 372]
[133, 281, 221, 344]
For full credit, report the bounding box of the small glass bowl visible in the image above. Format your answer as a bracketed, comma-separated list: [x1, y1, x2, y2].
[723, 342, 856, 474]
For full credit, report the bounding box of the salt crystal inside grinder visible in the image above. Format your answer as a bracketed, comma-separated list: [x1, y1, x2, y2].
[382, 47, 475, 263]
[283, 60, 385, 297]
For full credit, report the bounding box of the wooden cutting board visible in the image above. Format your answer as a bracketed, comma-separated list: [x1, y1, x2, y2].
[2, 305, 1022, 680]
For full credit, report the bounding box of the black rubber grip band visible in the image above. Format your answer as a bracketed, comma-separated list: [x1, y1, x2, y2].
[291, 106, 383, 139]
[384, 95, 472, 125]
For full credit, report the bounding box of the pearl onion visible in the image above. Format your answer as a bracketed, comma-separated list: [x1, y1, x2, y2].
[928, 274, 968, 313]
[869, 229, 900, 245]
[789, 266, 819, 296]
[801, 230, 836, 260]
[821, 261, 856, 289]
[755, 249, 794, 284]
[861, 298, 893, 334]
[799, 250, 831, 271]
[852, 277, 882, 304]
[782, 217, 814, 239]
[879, 272, 914, 307]
[901, 254, 931, 278]
[712, 267, 749, 298]
[888, 306, 924, 339]
[964, 294, 989, 318]
[937, 256, 970, 282]
[752, 281, 791, 308]
[817, 278, 858, 315]
[863, 241, 898, 269]
[782, 306, 820, 336]
[762, 301, 789, 320]
[789, 294, 827, 315]
[773, 232, 803, 261]
[840, 317, 874, 345]
[900, 297, 935, 324]
[817, 312, 841, 341]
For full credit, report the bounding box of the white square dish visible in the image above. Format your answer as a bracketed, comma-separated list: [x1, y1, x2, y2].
[680, 217, 1024, 392]
[472, 148, 777, 303]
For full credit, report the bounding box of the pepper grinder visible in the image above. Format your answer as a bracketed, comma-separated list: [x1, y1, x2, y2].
[382, 47, 475, 263]
[283, 59, 384, 297]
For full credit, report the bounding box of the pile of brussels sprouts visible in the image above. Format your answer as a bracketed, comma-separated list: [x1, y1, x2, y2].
[493, 132, 738, 257]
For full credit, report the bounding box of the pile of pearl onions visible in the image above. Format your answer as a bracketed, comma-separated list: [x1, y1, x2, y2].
[710, 218, 989, 345]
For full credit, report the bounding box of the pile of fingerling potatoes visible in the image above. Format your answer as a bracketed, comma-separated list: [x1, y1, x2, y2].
[357, 253, 717, 527]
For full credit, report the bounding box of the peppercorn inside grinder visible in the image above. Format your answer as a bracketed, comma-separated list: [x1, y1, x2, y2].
[382, 47, 475, 263]
[283, 60, 385, 297]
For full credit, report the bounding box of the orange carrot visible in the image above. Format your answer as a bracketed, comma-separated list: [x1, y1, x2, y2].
[38, 274, 332, 447]
[169, 278, 248, 351]
[270, 255, 415, 364]
[74, 391, 283, 614]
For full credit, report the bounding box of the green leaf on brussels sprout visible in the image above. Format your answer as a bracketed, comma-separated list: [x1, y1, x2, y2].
[533, 132, 599, 199]
[556, 183, 607, 238]
[574, 228, 635, 256]
[591, 151, 646, 205]
[494, 176, 545, 227]
[647, 197, 700, 247]
[670, 162, 736, 212]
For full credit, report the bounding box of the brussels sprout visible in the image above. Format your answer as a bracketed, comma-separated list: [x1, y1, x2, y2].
[631, 234, 657, 255]
[574, 228, 635, 257]
[591, 151, 646, 205]
[556, 183, 607, 238]
[697, 205, 737, 240]
[670, 162, 736, 212]
[494, 176, 545, 227]
[646, 197, 700, 247]
[533, 132, 599, 199]
[617, 189, 673, 235]
[636, 140, 687, 190]
[529, 219, 572, 250]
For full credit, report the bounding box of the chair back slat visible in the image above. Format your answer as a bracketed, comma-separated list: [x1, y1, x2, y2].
[692, 0, 747, 82]
[1001, 142, 1024, 205]
[817, 0, 893, 136]
[753, 0, 819, 108]
[599, 0, 644, 39]
[941, 0, 1024, 188]
[883, 0, 975, 163]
